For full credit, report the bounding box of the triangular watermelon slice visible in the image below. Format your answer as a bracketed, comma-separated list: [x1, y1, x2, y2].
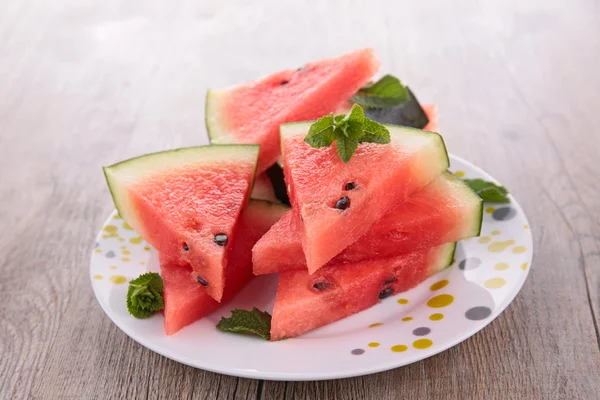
[206, 48, 380, 174]
[281, 122, 449, 273]
[103, 145, 258, 302]
[270, 243, 456, 341]
[161, 199, 288, 335]
[253, 172, 482, 275]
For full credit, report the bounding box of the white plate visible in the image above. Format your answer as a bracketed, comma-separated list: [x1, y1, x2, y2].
[90, 154, 533, 381]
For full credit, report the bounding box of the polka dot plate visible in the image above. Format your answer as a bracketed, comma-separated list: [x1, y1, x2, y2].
[90, 154, 533, 381]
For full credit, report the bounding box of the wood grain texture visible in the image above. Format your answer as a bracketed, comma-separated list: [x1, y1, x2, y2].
[0, 0, 598, 399]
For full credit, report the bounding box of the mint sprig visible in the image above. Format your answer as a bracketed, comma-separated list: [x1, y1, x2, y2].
[304, 104, 390, 162]
[217, 307, 272, 340]
[463, 178, 510, 203]
[350, 75, 410, 108]
[126, 272, 164, 319]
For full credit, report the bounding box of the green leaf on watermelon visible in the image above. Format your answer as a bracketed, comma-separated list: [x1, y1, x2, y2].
[126, 272, 164, 319]
[217, 307, 272, 340]
[361, 119, 391, 144]
[350, 74, 410, 109]
[463, 178, 510, 203]
[336, 135, 360, 163]
[304, 114, 335, 148]
[304, 104, 391, 163]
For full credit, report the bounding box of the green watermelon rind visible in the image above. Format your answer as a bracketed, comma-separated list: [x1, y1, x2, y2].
[103, 144, 259, 233]
[279, 121, 450, 171]
[205, 90, 237, 144]
[441, 171, 484, 238]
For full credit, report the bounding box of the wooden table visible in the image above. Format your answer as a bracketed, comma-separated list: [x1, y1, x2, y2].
[1, 1, 599, 399]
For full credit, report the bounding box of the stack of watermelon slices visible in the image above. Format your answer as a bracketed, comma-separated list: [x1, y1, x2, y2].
[101, 48, 482, 338]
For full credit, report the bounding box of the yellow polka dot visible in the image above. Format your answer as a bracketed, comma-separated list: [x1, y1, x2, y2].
[427, 294, 454, 308]
[413, 339, 433, 349]
[109, 265, 117, 270]
[102, 225, 118, 238]
[120, 245, 126, 249]
[454, 170, 465, 178]
[478, 236, 491, 244]
[401, 317, 413, 322]
[130, 236, 143, 244]
[491, 230, 501, 236]
[144, 246, 151, 251]
[494, 262, 509, 271]
[113, 214, 122, 219]
[512, 246, 526, 254]
[485, 277, 506, 289]
[486, 207, 496, 214]
[391, 344, 408, 352]
[109, 275, 127, 284]
[93, 274, 103, 280]
[524, 225, 529, 229]
[118, 237, 125, 242]
[368, 342, 380, 348]
[488, 240, 516, 252]
[139, 261, 145, 265]
[122, 250, 131, 255]
[397, 298, 409, 305]
[429, 313, 444, 321]
[521, 262, 528, 270]
[122, 222, 134, 230]
[430, 280, 449, 291]
[121, 257, 130, 262]
[369, 322, 383, 328]
[94, 248, 102, 253]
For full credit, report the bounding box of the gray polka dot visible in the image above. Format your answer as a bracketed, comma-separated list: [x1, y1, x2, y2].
[459, 257, 481, 270]
[492, 207, 516, 221]
[412, 327, 431, 336]
[94, 242, 99, 248]
[105, 250, 116, 258]
[351, 348, 365, 355]
[465, 306, 492, 320]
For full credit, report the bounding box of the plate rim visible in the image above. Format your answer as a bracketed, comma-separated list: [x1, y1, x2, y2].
[90, 153, 533, 381]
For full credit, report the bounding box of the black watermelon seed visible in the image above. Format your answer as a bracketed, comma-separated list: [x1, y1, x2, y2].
[379, 288, 394, 299]
[213, 233, 228, 246]
[335, 196, 351, 210]
[183, 242, 189, 251]
[383, 277, 397, 285]
[280, 80, 289, 86]
[344, 182, 356, 191]
[196, 276, 208, 286]
[312, 281, 332, 291]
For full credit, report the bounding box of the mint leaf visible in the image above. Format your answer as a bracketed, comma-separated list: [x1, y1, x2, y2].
[336, 135, 359, 163]
[304, 114, 335, 148]
[361, 119, 391, 144]
[350, 75, 410, 108]
[304, 105, 391, 162]
[126, 272, 164, 319]
[217, 307, 272, 340]
[463, 178, 510, 203]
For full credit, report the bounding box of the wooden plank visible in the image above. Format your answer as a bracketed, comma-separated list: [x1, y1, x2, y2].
[0, 0, 598, 399]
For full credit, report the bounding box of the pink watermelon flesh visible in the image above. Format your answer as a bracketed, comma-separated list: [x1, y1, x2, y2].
[270, 243, 455, 341]
[162, 199, 288, 335]
[253, 172, 481, 275]
[206, 48, 380, 174]
[422, 104, 438, 132]
[127, 155, 256, 302]
[250, 172, 279, 203]
[281, 122, 449, 273]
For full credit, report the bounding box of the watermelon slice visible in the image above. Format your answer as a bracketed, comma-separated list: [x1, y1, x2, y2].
[206, 48, 380, 173]
[103, 145, 258, 302]
[270, 243, 456, 341]
[162, 199, 288, 335]
[281, 122, 449, 273]
[253, 172, 481, 275]
[250, 173, 279, 203]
